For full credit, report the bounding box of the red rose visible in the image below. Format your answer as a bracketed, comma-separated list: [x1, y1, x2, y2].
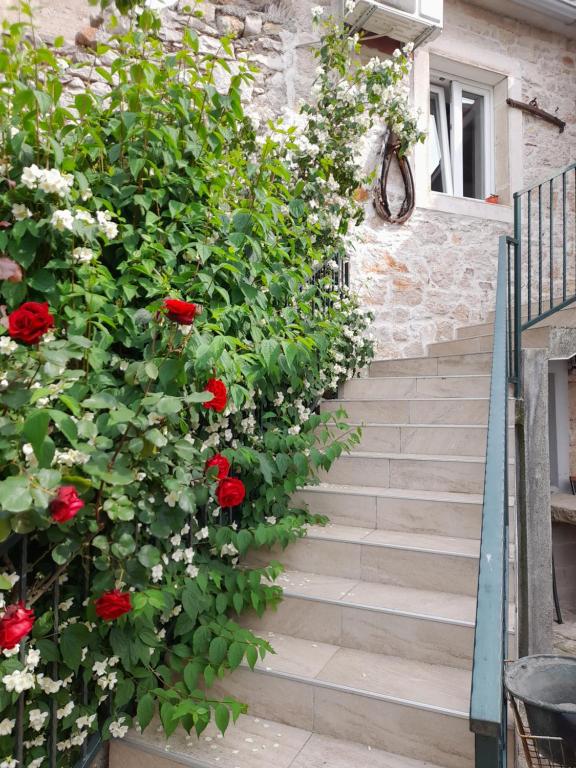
[49, 486, 84, 523]
[94, 589, 132, 621]
[203, 378, 227, 413]
[205, 453, 230, 480]
[216, 477, 245, 508]
[0, 602, 34, 650]
[164, 299, 198, 325]
[8, 302, 54, 345]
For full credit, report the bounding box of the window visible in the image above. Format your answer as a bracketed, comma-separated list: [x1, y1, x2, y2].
[429, 72, 494, 201]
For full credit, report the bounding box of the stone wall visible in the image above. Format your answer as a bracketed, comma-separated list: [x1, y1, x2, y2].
[1, 0, 575, 358]
[569, 371, 576, 476]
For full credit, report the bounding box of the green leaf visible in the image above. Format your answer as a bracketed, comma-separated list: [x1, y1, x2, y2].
[227, 642, 244, 670]
[137, 693, 155, 731]
[115, 679, 135, 708]
[22, 409, 51, 459]
[137, 545, 161, 568]
[245, 645, 258, 670]
[208, 636, 228, 667]
[183, 662, 201, 693]
[215, 703, 230, 735]
[0, 476, 32, 513]
[258, 454, 275, 485]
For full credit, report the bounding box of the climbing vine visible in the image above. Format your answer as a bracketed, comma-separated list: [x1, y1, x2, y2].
[0, 2, 421, 764]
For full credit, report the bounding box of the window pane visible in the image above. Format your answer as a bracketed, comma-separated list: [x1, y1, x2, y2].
[461, 90, 485, 199]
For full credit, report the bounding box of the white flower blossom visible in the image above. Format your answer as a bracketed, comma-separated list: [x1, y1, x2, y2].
[76, 714, 96, 730]
[21, 164, 43, 189]
[265, 516, 277, 525]
[311, 5, 324, 19]
[36, 674, 63, 694]
[25, 648, 41, 668]
[56, 701, 74, 720]
[29, 709, 49, 731]
[12, 203, 32, 221]
[2, 669, 35, 693]
[96, 210, 118, 239]
[28, 758, 45, 768]
[220, 542, 239, 557]
[92, 660, 107, 677]
[1, 757, 17, 768]
[195, 527, 209, 541]
[109, 717, 128, 739]
[151, 564, 163, 583]
[0, 337, 17, 355]
[74, 209, 94, 224]
[0, 719, 14, 736]
[51, 209, 75, 232]
[72, 247, 93, 264]
[38, 168, 73, 197]
[24, 735, 45, 748]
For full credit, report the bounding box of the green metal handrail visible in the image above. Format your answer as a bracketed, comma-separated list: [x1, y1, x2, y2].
[471, 160, 575, 767]
[470, 235, 511, 767]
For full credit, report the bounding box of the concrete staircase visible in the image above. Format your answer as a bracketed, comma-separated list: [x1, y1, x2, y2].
[110, 325, 518, 768]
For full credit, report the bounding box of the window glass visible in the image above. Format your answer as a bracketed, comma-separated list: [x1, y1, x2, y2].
[461, 91, 485, 199]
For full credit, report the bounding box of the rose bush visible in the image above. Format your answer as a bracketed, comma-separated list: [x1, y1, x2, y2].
[0, 1, 422, 765]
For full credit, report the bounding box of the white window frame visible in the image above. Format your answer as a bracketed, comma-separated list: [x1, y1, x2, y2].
[430, 70, 495, 201]
[429, 84, 453, 196]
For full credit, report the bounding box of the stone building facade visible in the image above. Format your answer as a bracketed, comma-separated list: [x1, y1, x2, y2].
[1, 0, 574, 358]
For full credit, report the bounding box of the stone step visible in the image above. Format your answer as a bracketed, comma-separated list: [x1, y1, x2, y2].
[369, 352, 492, 377]
[208, 633, 474, 768]
[339, 375, 491, 400]
[111, 715, 451, 768]
[339, 422, 512, 457]
[294, 484, 485, 539]
[252, 568, 478, 669]
[486, 298, 576, 323]
[321, 397, 501, 425]
[426, 326, 551, 357]
[248, 524, 483, 597]
[458, 303, 576, 339]
[318, 451, 511, 494]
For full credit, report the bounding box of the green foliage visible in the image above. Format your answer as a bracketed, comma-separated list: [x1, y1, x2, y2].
[0, 2, 421, 763]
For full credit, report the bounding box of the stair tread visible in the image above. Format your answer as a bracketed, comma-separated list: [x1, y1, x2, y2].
[274, 568, 477, 624]
[301, 483, 488, 504]
[306, 523, 481, 557]
[371, 351, 491, 363]
[326, 450, 487, 463]
[123, 715, 449, 768]
[241, 632, 471, 716]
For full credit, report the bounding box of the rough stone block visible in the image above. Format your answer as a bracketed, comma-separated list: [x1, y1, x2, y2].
[216, 13, 244, 36]
[244, 14, 263, 36]
[75, 26, 97, 50]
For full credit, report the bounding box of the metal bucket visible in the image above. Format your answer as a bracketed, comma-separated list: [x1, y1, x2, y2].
[506, 656, 576, 765]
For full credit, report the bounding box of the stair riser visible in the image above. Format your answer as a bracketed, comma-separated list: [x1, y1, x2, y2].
[210, 671, 474, 768]
[319, 456, 494, 494]
[340, 376, 490, 400]
[243, 596, 475, 669]
[294, 489, 482, 539]
[340, 424, 495, 456]
[369, 353, 493, 377]
[249, 539, 480, 596]
[428, 326, 551, 357]
[110, 744, 176, 768]
[457, 322, 493, 339]
[321, 399, 493, 425]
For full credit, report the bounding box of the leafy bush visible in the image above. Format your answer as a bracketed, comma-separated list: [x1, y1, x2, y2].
[0, 2, 421, 764]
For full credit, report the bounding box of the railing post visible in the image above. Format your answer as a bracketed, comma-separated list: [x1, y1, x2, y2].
[513, 194, 522, 397]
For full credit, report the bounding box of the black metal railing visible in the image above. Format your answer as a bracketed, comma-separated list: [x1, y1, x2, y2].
[511, 162, 576, 394]
[1, 532, 102, 768]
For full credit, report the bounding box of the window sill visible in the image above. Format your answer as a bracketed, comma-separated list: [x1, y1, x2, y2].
[419, 191, 513, 223]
